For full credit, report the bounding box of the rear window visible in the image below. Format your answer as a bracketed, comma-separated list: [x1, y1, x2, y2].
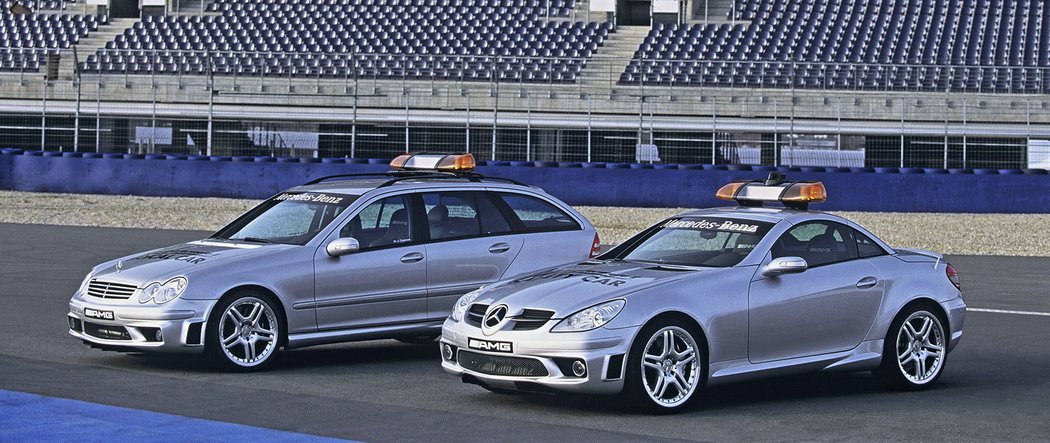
[497, 193, 580, 232]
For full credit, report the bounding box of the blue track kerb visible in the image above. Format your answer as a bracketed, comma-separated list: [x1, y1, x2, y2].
[0, 390, 355, 442]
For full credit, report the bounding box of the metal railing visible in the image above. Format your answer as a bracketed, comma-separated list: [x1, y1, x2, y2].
[2, 47, 1049, 169]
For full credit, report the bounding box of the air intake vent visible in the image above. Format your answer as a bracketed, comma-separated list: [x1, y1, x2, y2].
[512, 309, 555, 330]
[458, 350, 548, 377]
[87, 280, 138, 300]
[465, 303, 489, 327]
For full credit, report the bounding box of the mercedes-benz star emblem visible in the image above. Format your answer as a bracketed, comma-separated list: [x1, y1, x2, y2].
[116, 260, 124, 273]
[481, 304, 509, 336]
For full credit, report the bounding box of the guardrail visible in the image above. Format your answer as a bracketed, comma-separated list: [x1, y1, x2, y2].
[2, 148, 1048, 213]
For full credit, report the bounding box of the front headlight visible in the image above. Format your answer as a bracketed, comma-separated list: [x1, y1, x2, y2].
[551, 300, 626, 332]
[138, 277, 188, 305]
[78, 272, 93, 295]
[450, 288, 483, 322]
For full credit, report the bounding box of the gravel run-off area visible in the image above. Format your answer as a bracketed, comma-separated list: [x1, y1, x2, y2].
[1, 190, 1047, 256]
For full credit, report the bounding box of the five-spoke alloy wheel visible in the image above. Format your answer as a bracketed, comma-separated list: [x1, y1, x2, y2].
[205, 294, 281, 371]
[879, 306, 947, 389]
[625, 320, 704, 412]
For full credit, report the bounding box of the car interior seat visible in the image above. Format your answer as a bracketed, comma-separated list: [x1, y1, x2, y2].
[370, 208, 409, 247]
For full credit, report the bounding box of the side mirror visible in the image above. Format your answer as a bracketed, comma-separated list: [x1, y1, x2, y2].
[763, 256, 808, 277]
[326, 238, 360, 257]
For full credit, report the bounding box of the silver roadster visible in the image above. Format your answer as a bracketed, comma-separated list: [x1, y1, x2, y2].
[67, 154, 600, 370]
[440, 175, 965, 412]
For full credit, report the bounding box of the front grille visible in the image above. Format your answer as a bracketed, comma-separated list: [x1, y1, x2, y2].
[458, 350, 549, 377]
[87, 279, 138, 300]
[512, 309, 555, 331]
[83, 322, 132, 341]
[465, 303, 488, 327]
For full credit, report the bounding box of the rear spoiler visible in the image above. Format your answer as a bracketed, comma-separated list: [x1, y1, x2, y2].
[894, 247, 945, 268]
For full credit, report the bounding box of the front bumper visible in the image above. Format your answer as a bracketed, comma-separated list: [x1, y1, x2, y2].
[944, 295, 966, 353]
[440, 319, 639, 395]
[68, 293, 216, 353]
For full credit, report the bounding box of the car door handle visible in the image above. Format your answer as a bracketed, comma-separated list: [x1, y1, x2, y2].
[856, 276, 879, 289]
[400, 252, 425, 263]
[488, 242, 511, 254]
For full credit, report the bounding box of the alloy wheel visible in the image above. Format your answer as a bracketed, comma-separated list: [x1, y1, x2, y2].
[893, 310, 946, 385]
[218, 297, 279, 367]
[640, 326, 701, 407]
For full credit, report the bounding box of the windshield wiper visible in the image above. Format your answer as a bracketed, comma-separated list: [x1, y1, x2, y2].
[238, 237, 276, 244]
[648, 264, 701, 271]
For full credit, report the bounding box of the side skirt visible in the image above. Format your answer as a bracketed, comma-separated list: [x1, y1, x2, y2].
[706, 340, 884, 386]
[286, 321, 444, 349]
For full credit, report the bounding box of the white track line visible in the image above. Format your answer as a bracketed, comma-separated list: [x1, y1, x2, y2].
[969, 308, 1050, 317]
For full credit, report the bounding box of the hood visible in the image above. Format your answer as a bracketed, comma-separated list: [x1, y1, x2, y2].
[90, 240, 292, 285]
[478, 260, 718, 317]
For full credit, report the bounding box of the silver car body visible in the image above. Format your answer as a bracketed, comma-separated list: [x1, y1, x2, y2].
[440, 206, 965, 394]
[68, 178, 598, 354]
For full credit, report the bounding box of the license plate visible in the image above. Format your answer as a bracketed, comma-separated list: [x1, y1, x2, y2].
[468, 337, 513, 353]
[84, 308, 115, 321]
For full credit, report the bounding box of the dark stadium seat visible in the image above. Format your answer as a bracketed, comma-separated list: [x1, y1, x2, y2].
[0, 10, 97, 73]
[81, 0, 604, 83]
[625, 0, 1050, 93]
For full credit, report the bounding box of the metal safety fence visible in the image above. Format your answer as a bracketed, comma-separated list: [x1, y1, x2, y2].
[1, 47, 1049, 170]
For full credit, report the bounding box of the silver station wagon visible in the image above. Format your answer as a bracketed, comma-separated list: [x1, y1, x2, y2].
[67, 154, 600, 370]
[440, 174, 965, 412]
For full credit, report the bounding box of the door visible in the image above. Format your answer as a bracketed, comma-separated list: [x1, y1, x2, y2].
[617, 0, 652, 26]
[109, 0, 140, 18]
[313, 195, 428, 331]
[748, 221, 885, 363]
[421, 191, 523, 319]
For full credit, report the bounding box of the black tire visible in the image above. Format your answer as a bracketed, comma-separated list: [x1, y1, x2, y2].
[622, 318, 705, 413]
[204, 292, 283, 372]
[395, 334, 440, 345]
[876, 304, 948, 390]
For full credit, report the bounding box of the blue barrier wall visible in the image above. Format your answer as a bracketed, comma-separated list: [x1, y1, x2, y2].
[2, 150, 1049, 213]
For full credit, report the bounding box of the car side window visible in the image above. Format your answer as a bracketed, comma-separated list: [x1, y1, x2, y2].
[422, 192, 483, 240]
[855, 229, 887, 258]
[772, 221, 859, 267]
[476, 192, 513, 235]
[497, 193, 580, 232]
[339, 195, 414, 249]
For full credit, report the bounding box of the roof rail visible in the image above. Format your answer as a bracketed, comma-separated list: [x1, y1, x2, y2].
[376, 172, 530, 188]
[303, 170, 531, 188]
[303, 171, 429, 186]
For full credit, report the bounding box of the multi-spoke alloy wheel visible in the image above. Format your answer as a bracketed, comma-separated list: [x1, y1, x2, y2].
[625, 321, 704, 412]
[879, 306, 947, 389]
[206, 295, 281, 371]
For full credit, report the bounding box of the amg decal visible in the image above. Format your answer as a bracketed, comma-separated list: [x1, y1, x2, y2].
[468, 338, 513, 353]
[84, 308, 114, 321]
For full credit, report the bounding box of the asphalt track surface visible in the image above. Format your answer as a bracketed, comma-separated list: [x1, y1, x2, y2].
[1, 222, 1049, 442]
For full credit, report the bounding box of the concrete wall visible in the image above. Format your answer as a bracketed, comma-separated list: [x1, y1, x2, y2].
[2, 149, 1049, 212]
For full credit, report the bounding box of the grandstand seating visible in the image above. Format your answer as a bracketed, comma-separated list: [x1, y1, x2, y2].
[0, 12, 99, 72]
[205, 0, 578, 17]
[81, 0, 611, 83]
[18, 0, 80, 11]
[624, 0, 1050, 93]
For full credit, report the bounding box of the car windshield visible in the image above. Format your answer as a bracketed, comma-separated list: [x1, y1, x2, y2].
[211, 192, 360, 245]
[604, 217, 775, 268]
